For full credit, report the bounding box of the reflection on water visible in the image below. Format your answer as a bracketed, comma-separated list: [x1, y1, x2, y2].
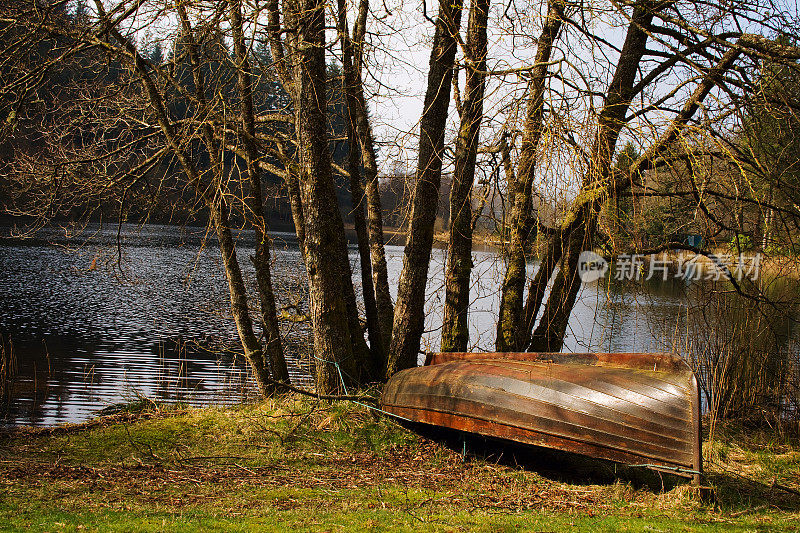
[0, 335, 255, 428]
[410, 251, 692, 356]
[1, 223, 798, 426]
[0, 224, 310, 427]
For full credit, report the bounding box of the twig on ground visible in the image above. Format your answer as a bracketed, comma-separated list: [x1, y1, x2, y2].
[265, 377, 379, 404]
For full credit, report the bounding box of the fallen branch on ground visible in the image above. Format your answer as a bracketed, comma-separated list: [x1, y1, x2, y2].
[265, 376, 379, 404]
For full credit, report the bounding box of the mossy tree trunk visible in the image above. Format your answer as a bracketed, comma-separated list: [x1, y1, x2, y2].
[277, 0, 362, 392]
[336, 0, 384, 377]
[349, 0, 395, 375]
[228, 0, 289, 383]
[495, 0, 564, 352]
[528, 3, 656, 352]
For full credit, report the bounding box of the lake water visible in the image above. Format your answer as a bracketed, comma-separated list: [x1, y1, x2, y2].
[1, 223, 797, 427]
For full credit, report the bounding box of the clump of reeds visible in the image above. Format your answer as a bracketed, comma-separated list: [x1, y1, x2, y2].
[685, 280, 799, 436]
[0, 335, 17, 416]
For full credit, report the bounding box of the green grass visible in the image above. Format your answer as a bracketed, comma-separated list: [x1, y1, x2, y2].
[1, 396, 799, 532]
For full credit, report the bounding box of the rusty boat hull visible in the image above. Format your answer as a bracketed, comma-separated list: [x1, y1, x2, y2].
[380, 352, 702, 481]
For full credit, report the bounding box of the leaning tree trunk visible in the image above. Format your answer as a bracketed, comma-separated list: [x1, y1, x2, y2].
[94, 10, 275, 395]
[336, 0, 383, 375]
[212, 197, 276, 395]
[345, 0, 394, 372]
[520, 231, 561, 349]
[528, 210, 595, 351]
[441, 0, 490, 352]
[176, 6, 277, 392]
[524, 34, 744, 353]
[495, 0, 564, 352]
[229, 0, 289, 383]
[528, 3, 656, 352]
[386, 0, 464, 376]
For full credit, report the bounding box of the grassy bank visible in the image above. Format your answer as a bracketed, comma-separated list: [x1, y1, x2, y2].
[1, 396, 799, 532]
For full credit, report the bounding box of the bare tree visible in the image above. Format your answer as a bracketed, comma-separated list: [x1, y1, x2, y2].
[386, 0, 464, 375]
[440, 0, 491, 352]
[100, 2, 279, 394]
[495, 0, 565, 352]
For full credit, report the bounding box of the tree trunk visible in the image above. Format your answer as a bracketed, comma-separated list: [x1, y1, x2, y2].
[96, 11, 275, 395]
[177, 6, 276, 392]
[495, 0, 564, 352]
[441, 0, 490, 352]
[338, 0, 394, 374]
[332, 199, 372, 384]
[346, 118, 382, 373]
[386, 0, 464, 376]
[229, 0, 289, 383]
[275, 144, 307, 253]
[528, 210, 594, 352]
[283, 0, 358, 392]
[336, 0, 383, 375]
[364, 166, 394, 373]
[520, 231, 561, 349]
[212, 196, 276, 394]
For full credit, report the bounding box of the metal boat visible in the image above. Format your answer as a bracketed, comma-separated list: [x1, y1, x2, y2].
[380, 352, 702, 482]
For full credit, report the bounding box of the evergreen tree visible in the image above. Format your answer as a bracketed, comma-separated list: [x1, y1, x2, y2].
[149, 43, 164, 66]
[741, 45, 800, 250]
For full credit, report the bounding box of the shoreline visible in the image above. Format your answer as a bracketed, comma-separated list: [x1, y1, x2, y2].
[1, 396, 798, 531]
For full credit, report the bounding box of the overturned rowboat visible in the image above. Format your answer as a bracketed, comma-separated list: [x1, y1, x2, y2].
[381, 352, 702, 482]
